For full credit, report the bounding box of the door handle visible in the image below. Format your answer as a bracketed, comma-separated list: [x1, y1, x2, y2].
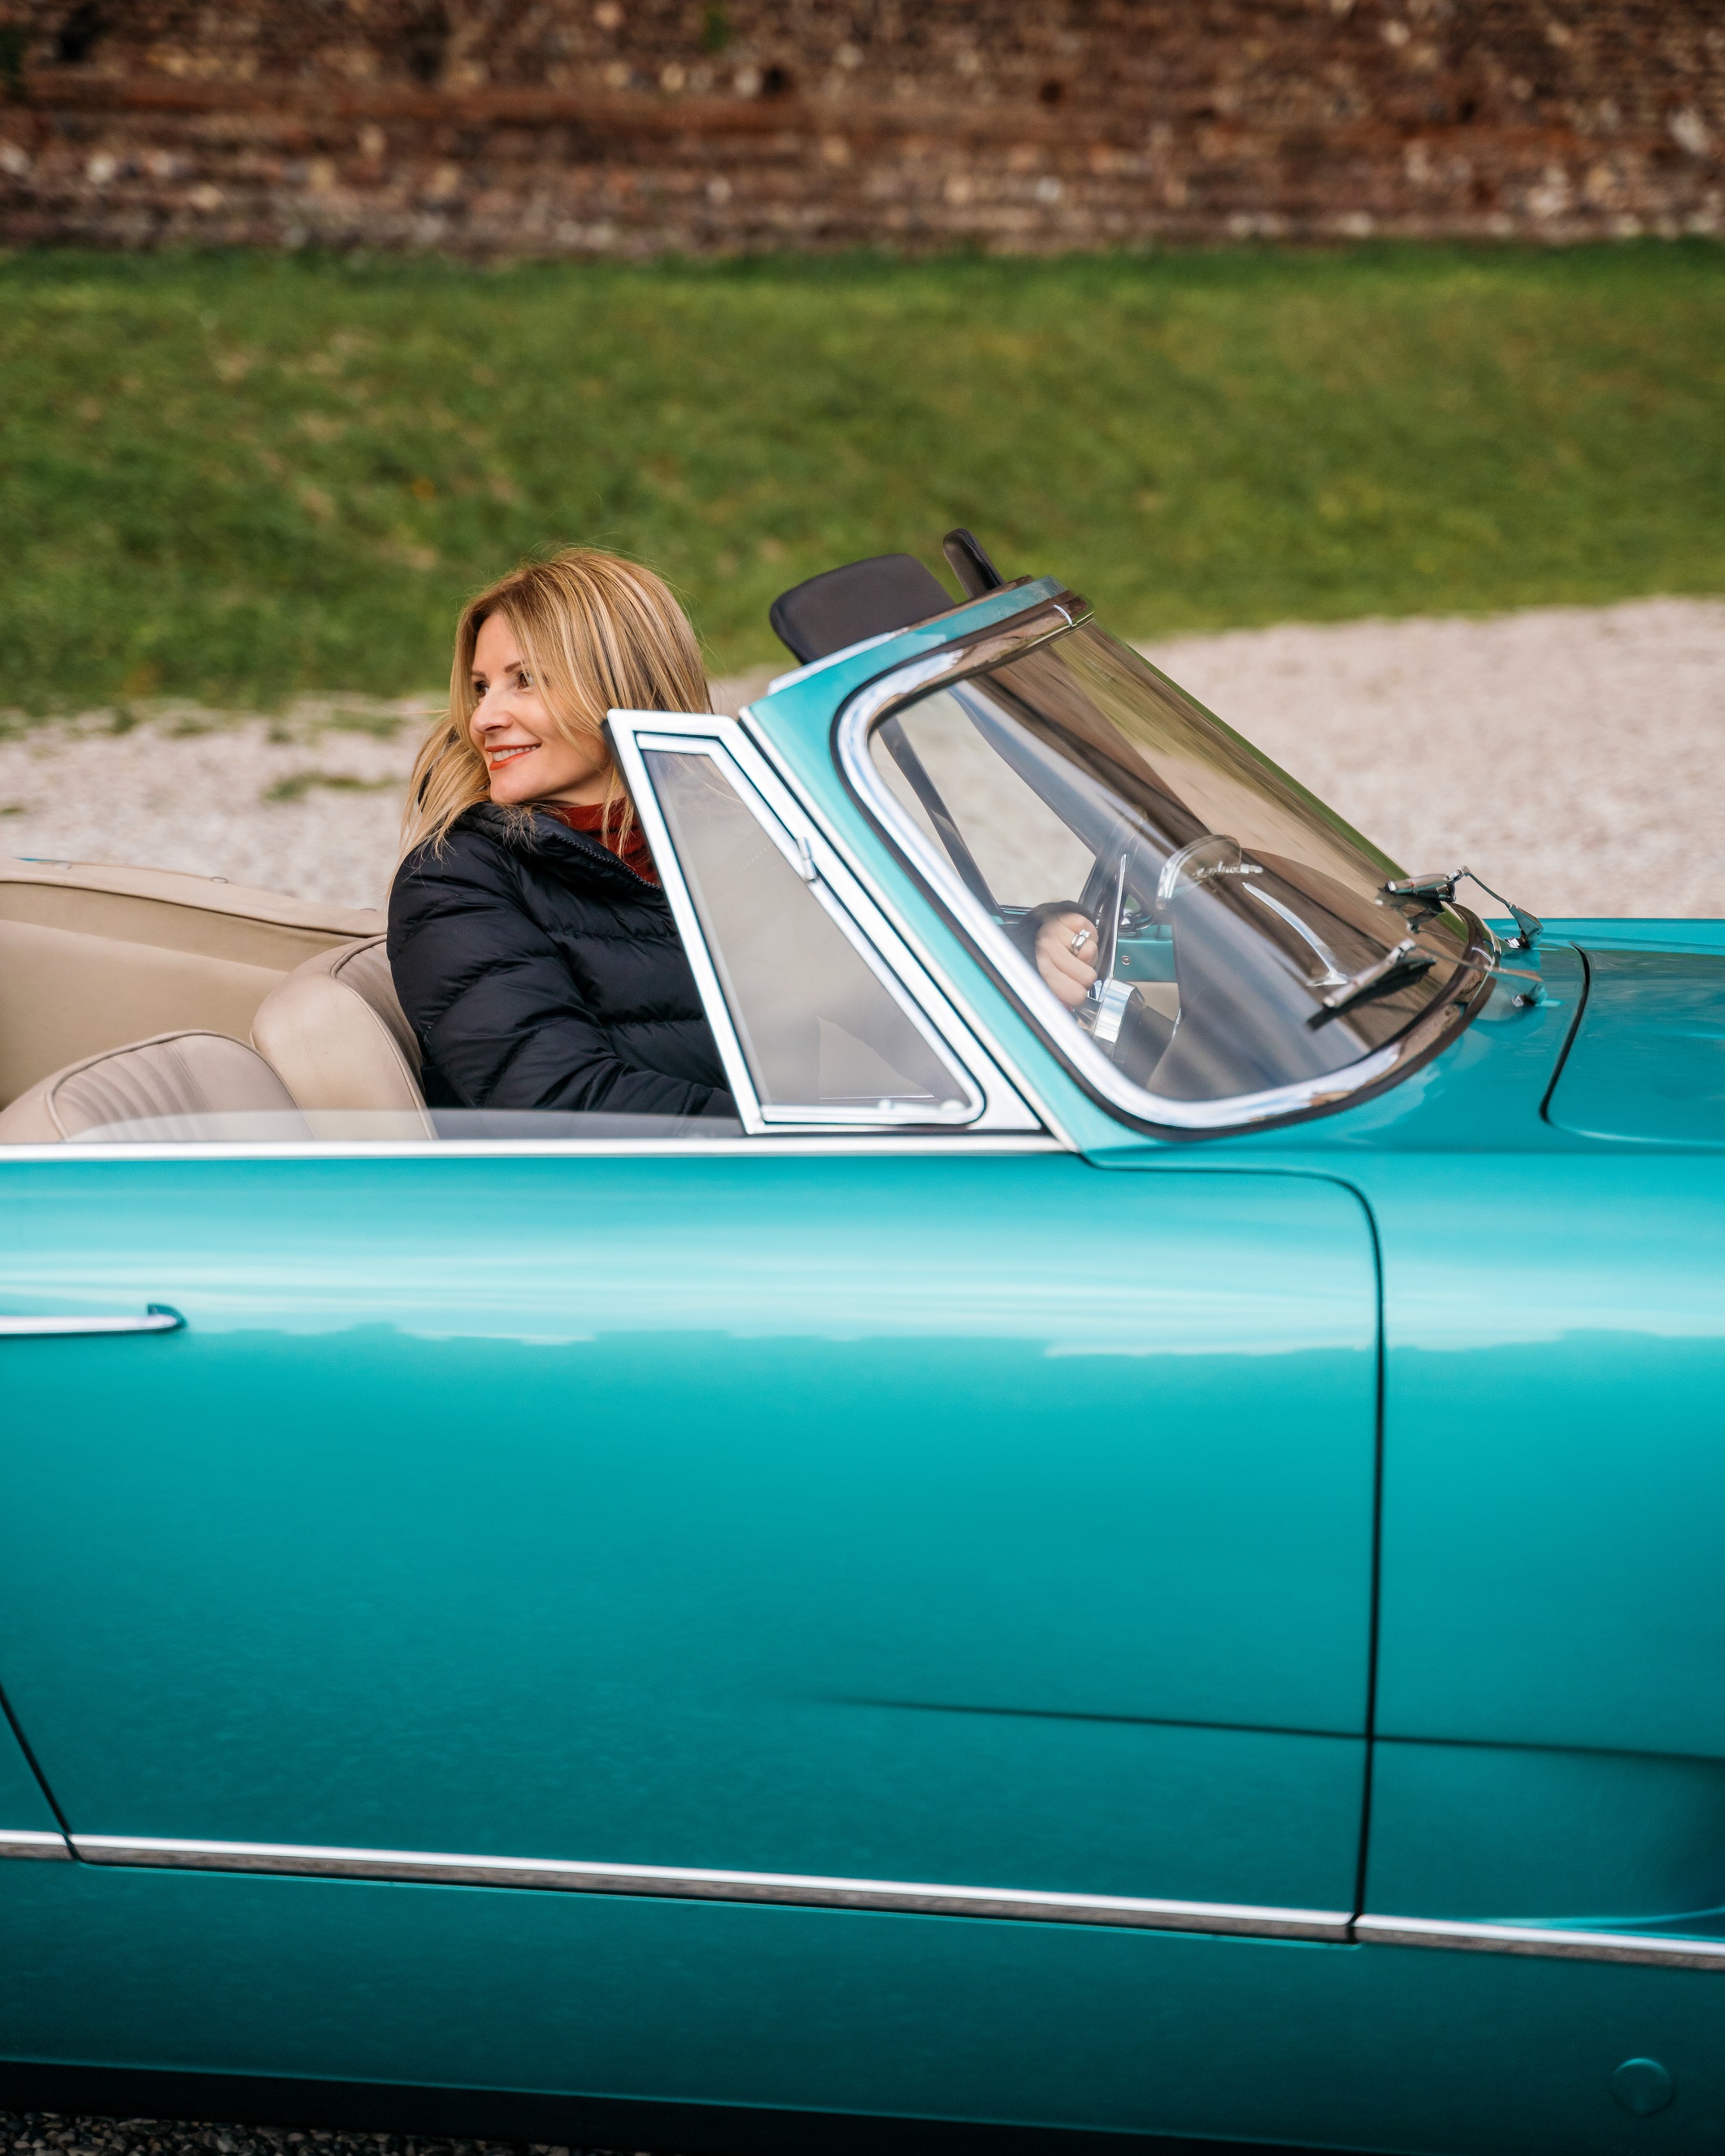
[0, 1305, 185, 1338]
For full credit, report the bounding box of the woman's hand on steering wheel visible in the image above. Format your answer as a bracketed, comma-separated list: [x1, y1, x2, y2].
[1035, 909, 1099, 1011]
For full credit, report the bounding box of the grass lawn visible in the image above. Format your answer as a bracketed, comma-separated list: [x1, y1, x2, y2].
[1, 241, 1721, 711]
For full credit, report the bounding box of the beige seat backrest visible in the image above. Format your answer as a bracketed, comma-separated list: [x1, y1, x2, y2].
[0, 1032, 302, 1144]
[250, 935, 430, 1124]
[0, 858, 382, 1109]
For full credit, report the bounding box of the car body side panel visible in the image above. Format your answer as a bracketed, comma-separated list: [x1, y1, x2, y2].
[1548, 946, 1725, 1146]
[4, 1859, 1723, 2156]
[0, 1153, 1374, 1913]
[1362, 1155, 1725, 1932]
[1367, 1740, 1725, 1935]
[0, 1708, 59, 1836]
[1093, 935, 1725, 1945]
[1541, 919, 1725, 957]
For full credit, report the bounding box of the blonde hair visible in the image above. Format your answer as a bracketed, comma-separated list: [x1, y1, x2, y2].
[402, 548, 710, 858]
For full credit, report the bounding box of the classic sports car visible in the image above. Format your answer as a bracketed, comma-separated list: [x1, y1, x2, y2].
[0, 538, 1721, 2156]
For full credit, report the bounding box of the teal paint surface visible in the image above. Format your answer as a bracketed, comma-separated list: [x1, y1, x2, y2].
[1367, 1741, 1725, 1936]
[0, 1703, 57, 1834]
[1549, 946, 1725, 1146]
[1356, 1153, 1725, 1934]
[1090, 925, 1725, 1942]
[1113, 925, 1178, 984]
[0, 1155, 1374, 1912]
[1366, 1155, 1725, 1759]
[1542, 918, 1725, 956]
[5, 1860, 1724, 2156]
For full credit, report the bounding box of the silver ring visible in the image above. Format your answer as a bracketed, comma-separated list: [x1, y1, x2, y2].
[1069, 928, 1091, 954]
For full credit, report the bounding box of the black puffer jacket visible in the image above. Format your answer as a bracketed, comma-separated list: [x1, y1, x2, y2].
[388, 805, 734, 1117]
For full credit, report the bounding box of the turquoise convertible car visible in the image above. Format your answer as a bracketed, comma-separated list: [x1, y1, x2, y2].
[0, 544, 1720, 2156]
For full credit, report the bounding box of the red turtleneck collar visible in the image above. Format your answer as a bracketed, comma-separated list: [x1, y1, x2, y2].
[541, 800, 660, 886]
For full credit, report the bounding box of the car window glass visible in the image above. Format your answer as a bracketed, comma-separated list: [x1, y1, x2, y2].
[866, 622, 1474, 1107]
[643, 745, 973, 1123]
[874, 694, 1096, 908]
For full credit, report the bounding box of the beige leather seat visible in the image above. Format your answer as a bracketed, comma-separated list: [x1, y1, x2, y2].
[250, 935, 430, 1126]
[0, 1031, 302, 1143]
[0, 940, 432, 1146]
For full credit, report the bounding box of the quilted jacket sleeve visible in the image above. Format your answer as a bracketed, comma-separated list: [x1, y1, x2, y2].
[389, 830, 732, 1118]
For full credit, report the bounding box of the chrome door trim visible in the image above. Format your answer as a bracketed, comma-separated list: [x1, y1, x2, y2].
[606, 711, 1038, 1136]
[0, 1306, 184, 1337]
[828, 600, 1493, 1137]
[0, 1828, 70, 1859]
[1354, 1913, 1725, 1971]
[31, 1833, 1725, 1964]
[0, 1133, 1067, 1166]
[65, 1832, 1347, 1940]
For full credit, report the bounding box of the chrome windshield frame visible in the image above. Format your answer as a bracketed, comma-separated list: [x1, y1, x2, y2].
[831, 596, 1494, 1137]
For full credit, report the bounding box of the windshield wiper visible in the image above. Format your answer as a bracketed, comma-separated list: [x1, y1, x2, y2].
[1384, 867, 1543, 953]
[1309, 937, 1436, 1026]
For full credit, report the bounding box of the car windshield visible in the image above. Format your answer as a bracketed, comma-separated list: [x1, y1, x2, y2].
[862, 618, 1478, 1112]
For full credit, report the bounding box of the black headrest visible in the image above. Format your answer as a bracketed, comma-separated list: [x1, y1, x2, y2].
[769, 553, 957, 667]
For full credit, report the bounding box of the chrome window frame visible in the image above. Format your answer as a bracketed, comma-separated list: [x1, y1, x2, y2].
[829, 593, 1494, 1138]
[608, 711, 1037, 1137]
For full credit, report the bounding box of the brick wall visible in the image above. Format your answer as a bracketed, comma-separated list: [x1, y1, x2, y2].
[0, 1, 1720, 254]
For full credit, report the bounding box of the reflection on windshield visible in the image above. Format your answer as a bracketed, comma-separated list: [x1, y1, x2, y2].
[870, 622, 1475, 1106]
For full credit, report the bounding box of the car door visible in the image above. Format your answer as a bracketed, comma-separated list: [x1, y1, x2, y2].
[1362, 1147, 1725, 1964]
[0, 723, 1380, 1940]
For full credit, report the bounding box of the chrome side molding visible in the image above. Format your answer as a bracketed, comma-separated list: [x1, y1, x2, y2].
[0, 1828, 70, 1858]
[0, 1305, 184, 1338]
[1, 1830, 1712, 1967]
[67, 1833, 1349, 1940]
[1353, 1913, 1725, 1971]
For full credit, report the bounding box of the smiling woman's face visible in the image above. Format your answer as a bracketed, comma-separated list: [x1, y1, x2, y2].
[468, 610, 610, 808]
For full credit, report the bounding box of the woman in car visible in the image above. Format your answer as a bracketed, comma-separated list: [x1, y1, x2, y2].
[389, 548, 737, 1119]
[391, 545, 1101, 1118]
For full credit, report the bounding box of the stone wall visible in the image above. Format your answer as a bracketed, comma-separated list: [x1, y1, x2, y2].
[0, 0, 1720, 254]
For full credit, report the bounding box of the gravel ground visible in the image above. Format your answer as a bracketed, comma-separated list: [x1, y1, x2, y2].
[0, 2120, 630, 2156]
[1148, 596, 1725, 920]
[0, 597, 1719, 919]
